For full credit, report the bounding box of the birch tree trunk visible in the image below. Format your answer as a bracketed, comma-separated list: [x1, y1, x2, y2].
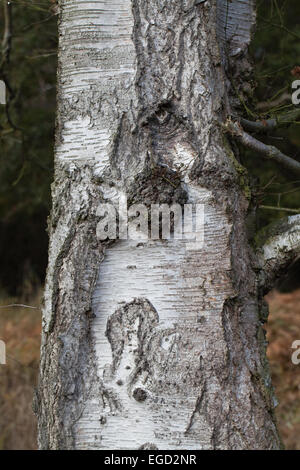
[36, 0, 299, 450]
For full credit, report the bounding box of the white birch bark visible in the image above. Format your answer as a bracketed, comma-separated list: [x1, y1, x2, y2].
[36, 0, 294, 450]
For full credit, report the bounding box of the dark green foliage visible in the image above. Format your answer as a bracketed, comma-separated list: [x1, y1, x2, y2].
[244, 0, 300, 228]
[0, 1, 57, 295]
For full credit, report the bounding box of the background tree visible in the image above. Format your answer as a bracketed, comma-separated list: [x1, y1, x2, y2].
[0, 0, 57, 296]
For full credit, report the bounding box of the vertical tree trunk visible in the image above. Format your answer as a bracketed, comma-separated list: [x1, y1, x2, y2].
[36, 0, 284, 449]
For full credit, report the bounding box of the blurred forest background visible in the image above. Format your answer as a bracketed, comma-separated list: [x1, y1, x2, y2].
[0, 0, 300, 450]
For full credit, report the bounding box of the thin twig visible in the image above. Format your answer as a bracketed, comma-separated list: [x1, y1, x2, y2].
[0, 304, 39, 310]
[240, 108, 300, 134]
[223, 119, 300, 176]
[260, 18, 300, 40]
[259, 205, 300, 213]
[256, 92, 291, 111]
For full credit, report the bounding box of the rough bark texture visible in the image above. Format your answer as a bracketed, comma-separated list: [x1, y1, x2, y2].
[257, 214, 300, 294]
[37, 0, 291, 450]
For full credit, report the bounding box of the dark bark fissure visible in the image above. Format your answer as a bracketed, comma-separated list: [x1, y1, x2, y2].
[36, 166, 105, 449]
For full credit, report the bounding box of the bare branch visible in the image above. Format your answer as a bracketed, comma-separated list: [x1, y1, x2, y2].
[0, 304, 39, 310]
[223, 119, 300, 176]
[1, 0, 12, 67]
[256, 214, 300, 293]
[256, 92, 291, 111]
[240, 108, 300, 134]
[260, 205, 300, 214]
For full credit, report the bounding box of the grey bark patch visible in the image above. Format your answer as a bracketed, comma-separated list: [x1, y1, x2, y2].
[105, 298, 159, 377]
[139, 442, 159, 450]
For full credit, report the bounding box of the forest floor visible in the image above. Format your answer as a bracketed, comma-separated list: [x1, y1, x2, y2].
[0, 291, 41, 450]
[0, 289, 299, 450]
[265, 290, 300, 450]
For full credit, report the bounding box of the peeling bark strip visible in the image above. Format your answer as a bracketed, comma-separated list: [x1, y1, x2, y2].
[38, 0, 284, 449]
[216, 0, 256, 54]
[257, 215, 300, 294]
